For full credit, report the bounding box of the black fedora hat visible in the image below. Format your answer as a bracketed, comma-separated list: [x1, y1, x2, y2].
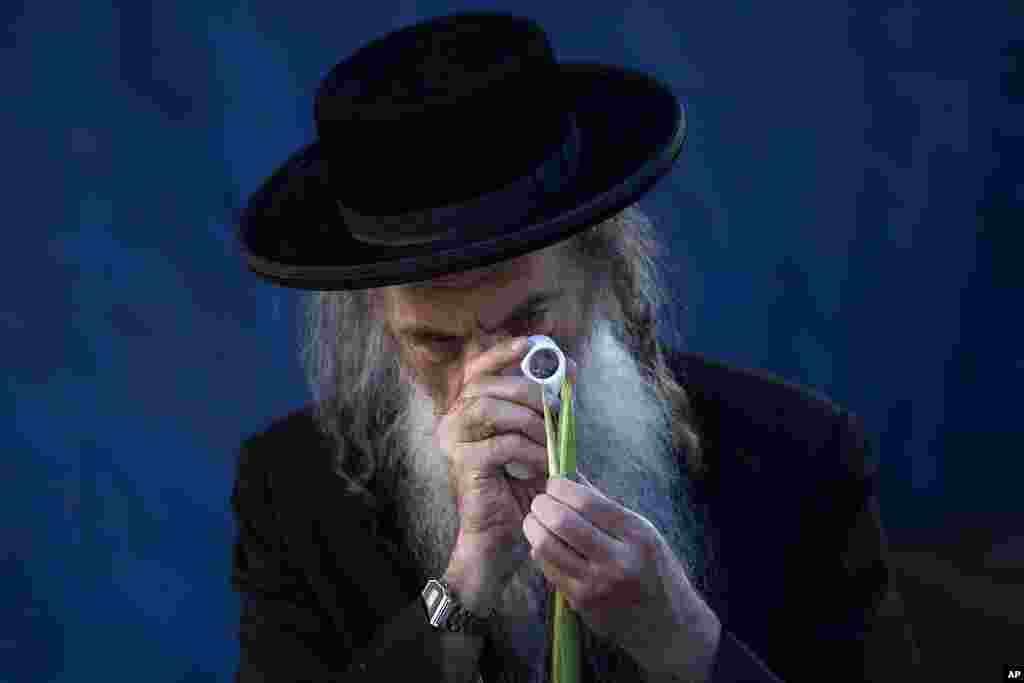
[237, 12, 686, 291]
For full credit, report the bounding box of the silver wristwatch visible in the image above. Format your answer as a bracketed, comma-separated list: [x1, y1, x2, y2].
[421, 578, 493, 637]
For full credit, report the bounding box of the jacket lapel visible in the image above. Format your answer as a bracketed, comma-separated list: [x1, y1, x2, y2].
[267, 418, 421, 644]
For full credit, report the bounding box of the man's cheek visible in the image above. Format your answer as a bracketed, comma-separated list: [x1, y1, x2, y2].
[396, 351, 446, 409]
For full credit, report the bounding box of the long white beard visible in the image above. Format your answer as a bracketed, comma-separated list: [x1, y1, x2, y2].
[392, 319, 703, 682]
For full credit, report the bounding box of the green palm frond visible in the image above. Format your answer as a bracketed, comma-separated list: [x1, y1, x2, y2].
[543, 377, 579, 683]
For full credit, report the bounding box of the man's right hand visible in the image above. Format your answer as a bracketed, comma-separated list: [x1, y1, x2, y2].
[437, 336, 566, 614]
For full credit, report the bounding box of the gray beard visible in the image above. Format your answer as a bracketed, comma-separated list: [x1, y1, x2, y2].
[389, 320, 706, 682]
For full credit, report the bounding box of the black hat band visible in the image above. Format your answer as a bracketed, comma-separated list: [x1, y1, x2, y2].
[336, 112, 581, 247]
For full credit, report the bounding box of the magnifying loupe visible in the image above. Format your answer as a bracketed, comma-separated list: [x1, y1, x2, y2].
[520, 335, 567, 411]
[505, 335, 569, 480]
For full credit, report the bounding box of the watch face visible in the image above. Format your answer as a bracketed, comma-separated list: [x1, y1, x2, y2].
[423, 581, 452, 628]
[424, 585, 442, 611]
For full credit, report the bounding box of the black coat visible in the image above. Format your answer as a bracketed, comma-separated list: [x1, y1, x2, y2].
[230, 349, 920, 681]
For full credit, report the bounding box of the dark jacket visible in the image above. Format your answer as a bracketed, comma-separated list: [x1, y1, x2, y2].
[230, 349, 920, 681]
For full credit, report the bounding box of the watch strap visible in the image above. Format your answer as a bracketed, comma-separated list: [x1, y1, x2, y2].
[421, 578, 493, 637]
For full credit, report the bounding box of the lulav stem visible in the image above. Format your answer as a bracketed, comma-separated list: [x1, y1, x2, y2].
[541, 397, 562, 681]
[542, 398, 559, 482]
[548, 378, 580, 683]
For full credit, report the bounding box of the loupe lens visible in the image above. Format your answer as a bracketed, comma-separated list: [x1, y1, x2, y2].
[528, 348, 560, 379]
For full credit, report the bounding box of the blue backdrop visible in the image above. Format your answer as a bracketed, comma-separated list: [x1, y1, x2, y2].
[5, 1, 1021, 680]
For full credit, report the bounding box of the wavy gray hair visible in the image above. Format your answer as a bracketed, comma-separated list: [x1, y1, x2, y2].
[299, 205, 704, 514]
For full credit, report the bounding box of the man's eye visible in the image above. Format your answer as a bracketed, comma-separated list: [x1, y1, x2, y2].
[414, 310, 546, 356]
[513, 309, 547, 330]
[422, 336, 462, 355]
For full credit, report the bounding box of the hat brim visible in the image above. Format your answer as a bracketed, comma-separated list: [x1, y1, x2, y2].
[237, 62, 686, 291]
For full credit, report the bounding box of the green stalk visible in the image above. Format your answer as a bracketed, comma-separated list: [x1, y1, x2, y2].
[559, 379, 576, 478]
[541, 398, 559, 482]
[541, 396, 562, 681]
[549, 378, 579, 683]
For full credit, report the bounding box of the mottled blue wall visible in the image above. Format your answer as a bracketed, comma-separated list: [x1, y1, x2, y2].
[5, 1, 1020, 680]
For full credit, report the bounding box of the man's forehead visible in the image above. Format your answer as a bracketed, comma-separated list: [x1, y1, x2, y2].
[409, 250, 539, 291]
[382, 248, 566, 338]
[412, 265, 502, 291]
[391, 288, 563, 341]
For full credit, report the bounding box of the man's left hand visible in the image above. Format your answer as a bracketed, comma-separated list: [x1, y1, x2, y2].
[522, 472, 720, 680]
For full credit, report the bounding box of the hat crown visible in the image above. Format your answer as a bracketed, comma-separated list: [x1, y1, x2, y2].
[313, 13, 569, 216]
[316, 14, 549, 115]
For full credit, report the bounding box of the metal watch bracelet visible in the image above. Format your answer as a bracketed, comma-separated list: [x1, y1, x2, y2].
[421, 578, 493, 636]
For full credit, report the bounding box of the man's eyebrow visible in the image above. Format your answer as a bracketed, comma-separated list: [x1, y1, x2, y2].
[397, 290, 562, 340]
